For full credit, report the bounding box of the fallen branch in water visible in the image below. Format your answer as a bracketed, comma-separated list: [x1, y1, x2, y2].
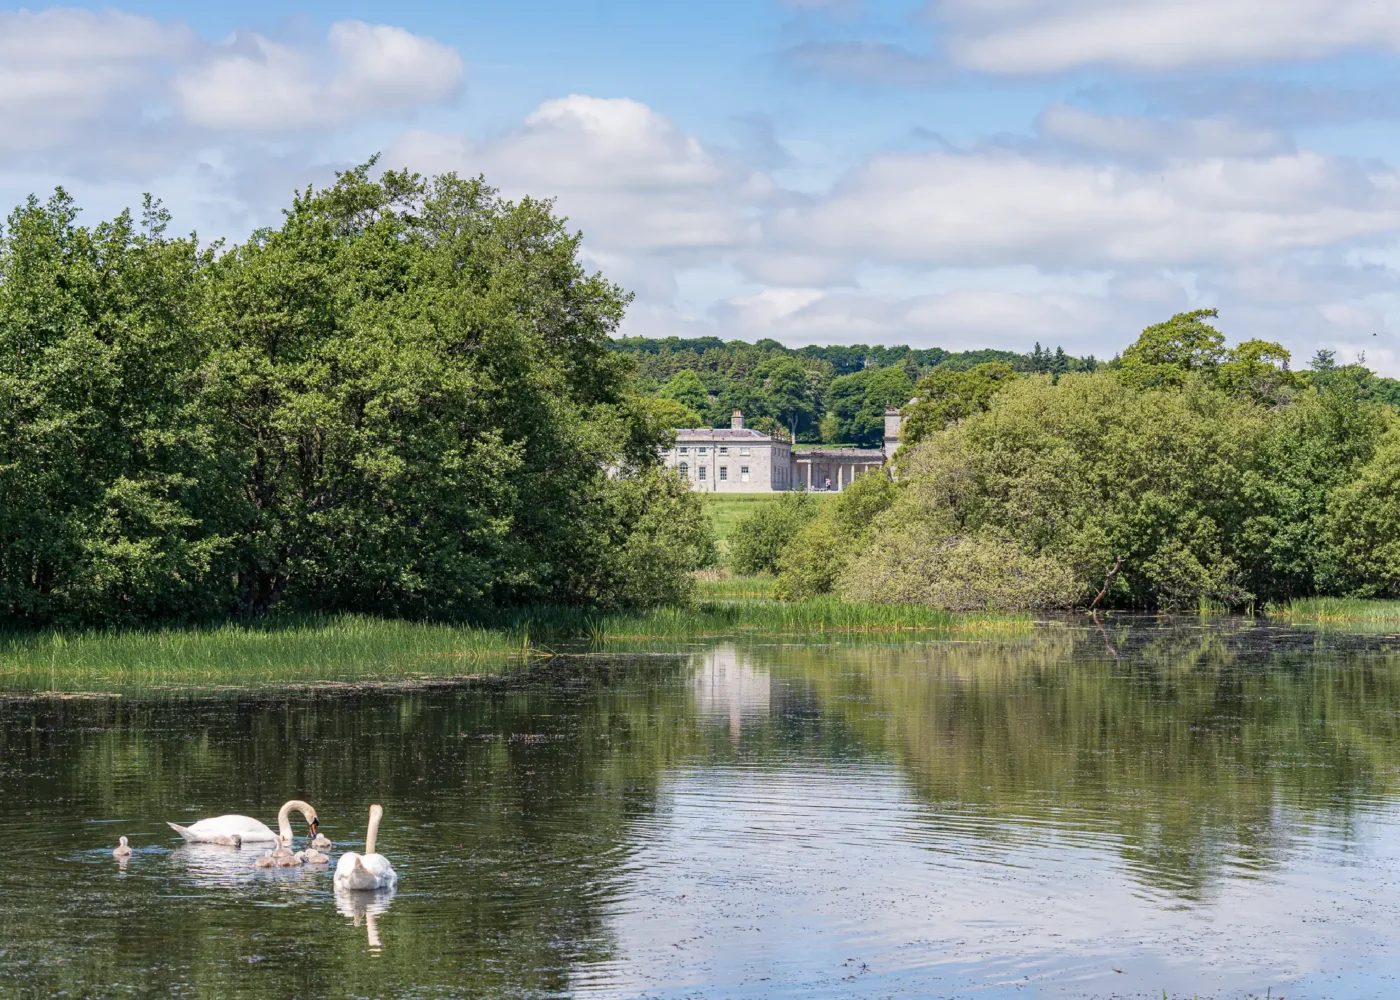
[1089, 556, 1123, 610]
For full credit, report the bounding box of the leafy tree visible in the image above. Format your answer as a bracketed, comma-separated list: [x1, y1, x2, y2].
[730, 493, 819, 575]
[900, 362, 1018, 448]
[757, 359, 818, 442]
[658, 370, 709, 416]
[0, 166, 706, 625]
[1114, 309, 1227, 389]
[825, 365, 915, 447]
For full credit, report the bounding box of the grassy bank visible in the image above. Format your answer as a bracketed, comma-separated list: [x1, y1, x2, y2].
[0, 599, 1027, 694]
[1269, 598, 1400, 622]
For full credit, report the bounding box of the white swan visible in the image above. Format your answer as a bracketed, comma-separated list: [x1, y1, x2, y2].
[168, 800, 319, 845]
[334, 804, 397, 891]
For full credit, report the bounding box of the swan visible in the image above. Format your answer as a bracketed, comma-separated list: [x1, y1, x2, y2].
[303, 847, 330, 865]
[310, 832, 333, 850]
[168, 800, 319, 845]
[254, 851, 276, 869]
[276, 851, 303, 868]
[334, 804, 397, 891]
[113, 836, 133, 858]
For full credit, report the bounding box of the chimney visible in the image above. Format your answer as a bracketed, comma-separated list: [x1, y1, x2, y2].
[731, 409, 744, 430]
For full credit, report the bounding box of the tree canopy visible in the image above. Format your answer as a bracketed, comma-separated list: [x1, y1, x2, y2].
[0, 167, 712, 626]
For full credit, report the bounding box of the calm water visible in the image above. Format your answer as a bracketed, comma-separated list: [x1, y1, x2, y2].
[5, 618, 1400, 998]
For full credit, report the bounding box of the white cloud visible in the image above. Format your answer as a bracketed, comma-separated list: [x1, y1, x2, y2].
[388, 96, 767, 264]
[174, 21, 463, 131]
[937, 0, 1400, 73]
[1037, 106, 1291, 159]
[767, 148, 1400, 268]
[0, 9, 192, 150]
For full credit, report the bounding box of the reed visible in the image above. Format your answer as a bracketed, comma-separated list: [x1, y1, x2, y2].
[0, 615, 522, 693]
[0, 602, 1030, 694]
[1268, 597, 1400, 622]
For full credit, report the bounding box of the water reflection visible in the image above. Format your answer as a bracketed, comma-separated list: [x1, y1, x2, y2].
[174, 841, 260, 889]
[3, 617, 1400, 998]
[691, 646, 769, 741]
[335, 887, 395, 952]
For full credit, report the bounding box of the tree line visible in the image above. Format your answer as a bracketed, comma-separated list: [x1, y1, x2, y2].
[612, 335, 1098, 447]
[743, 311, 1400, 609]
[0, 166, 714, 627]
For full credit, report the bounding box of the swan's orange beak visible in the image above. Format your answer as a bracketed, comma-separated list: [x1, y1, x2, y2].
[310, 818, 319, 836]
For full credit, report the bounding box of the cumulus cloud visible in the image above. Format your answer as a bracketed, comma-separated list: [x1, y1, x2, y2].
[388, 96, 769, 269]
[936, 0, 1400, 73]
[766, 148, 1400, 268]
[175, 21, 463, 131]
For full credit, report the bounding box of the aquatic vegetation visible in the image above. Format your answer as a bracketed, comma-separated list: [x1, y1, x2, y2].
[0, 603, 1029, 693]
[1268, 597, 1400, 622]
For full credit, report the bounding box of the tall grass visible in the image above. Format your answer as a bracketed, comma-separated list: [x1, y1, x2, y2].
[1269, 597, 1400, 622]
[0, 602, 1032, 695]
[0, 615, 523, 694]
[694, 573, 778, 600]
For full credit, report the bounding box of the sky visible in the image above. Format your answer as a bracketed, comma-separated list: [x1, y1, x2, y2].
[5, 1, 1400, 371]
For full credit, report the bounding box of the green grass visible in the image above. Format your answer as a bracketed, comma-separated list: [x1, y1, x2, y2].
[694, 573, 778, 600]
[0, 615, 525, 694]
[0, 600, 1029, 695]
[705, 493, 835, 560]
[1268, 597, 1400, 622]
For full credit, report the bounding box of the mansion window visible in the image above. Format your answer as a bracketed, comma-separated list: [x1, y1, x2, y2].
[719, 467, 728, 481]
[679, 447, 688, 454]
[740, 447, 751, 457]
[698, 447, 707, 455]
[741, 466, 750, 483]
[699, 467, 707, 481]
[719, 447, 729, 455]
[679, 463, 689, 477]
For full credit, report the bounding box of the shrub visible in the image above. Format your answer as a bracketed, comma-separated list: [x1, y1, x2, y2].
[730, 492, 819, 575]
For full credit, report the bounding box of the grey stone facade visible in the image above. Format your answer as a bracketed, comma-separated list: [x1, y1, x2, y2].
[662, 409, 902, 493]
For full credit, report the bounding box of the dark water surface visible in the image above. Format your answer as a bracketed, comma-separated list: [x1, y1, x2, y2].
[4, 617, 1400, 998]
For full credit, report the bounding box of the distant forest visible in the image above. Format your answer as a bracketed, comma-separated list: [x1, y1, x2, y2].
[613, 335, 1093, 446]
[612, 334, 1400, 449]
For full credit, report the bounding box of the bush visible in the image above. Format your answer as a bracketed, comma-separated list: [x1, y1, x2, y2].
[832, 364, 1399, 611]
[729, 492, 819, 575]
[775, 472, 898, 599]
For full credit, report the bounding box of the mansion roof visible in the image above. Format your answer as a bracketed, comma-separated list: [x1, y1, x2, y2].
[672, 428, 774, 442]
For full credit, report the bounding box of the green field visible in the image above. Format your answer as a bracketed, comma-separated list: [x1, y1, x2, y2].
[705, 492, 837, 560]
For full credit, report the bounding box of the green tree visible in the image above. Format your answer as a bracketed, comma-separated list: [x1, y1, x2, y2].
[730, 493, 819, 575]
[1114, 309, 1227, 389]
[900, 362, 1018, 448]
[658, 369, 710, 417]
[825, 366, 914, 447]
[757, 359, 819, 442]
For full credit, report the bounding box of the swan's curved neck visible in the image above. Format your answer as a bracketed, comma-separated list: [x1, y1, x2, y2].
[277, 800, 315, 843]
[365, 805, 384, 855]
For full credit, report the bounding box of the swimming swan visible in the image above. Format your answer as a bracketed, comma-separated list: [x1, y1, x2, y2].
[113, 836, 133, 858]
[334, 804, 397, 891]
[167, 800, 320, 845]
[303, 847, 331, 865]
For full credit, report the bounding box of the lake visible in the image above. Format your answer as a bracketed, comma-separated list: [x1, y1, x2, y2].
[3, 616, 1400, 998]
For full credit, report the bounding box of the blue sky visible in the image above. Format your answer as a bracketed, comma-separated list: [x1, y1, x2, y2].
[5, 1, 1400, 371]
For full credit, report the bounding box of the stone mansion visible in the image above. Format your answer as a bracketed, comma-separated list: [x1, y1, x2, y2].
[659, 410, 902, 493]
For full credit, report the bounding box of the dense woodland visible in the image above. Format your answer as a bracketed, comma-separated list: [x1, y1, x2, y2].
[0, 167, 713, 627]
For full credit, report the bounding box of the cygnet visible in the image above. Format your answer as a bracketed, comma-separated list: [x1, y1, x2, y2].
[302, 847, 330, 865]
[254, 851, 276, 869]
[113, 836, 133, 858]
